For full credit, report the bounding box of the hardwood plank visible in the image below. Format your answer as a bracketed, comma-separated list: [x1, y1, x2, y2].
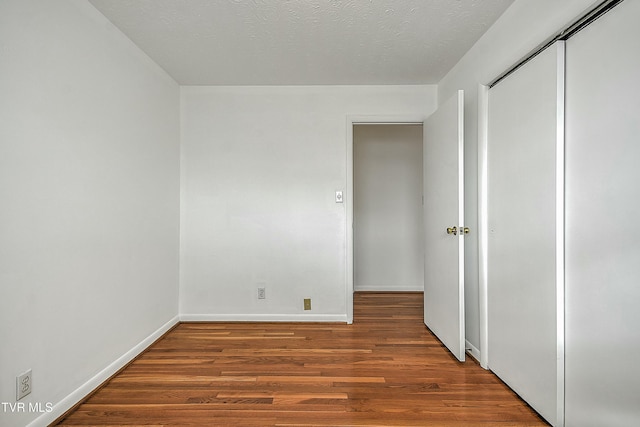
[55, 293, 547, 426]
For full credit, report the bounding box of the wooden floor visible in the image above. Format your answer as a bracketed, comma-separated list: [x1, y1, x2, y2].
[56, 293, 547, 426]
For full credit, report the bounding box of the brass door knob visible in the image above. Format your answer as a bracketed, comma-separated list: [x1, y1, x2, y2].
[446, 226, 458, 235]
[463, 227, 470, 234]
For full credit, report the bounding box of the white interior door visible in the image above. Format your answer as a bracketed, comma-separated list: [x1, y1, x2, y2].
[487, 43, 564, 426]
[423, 90, 465, 362]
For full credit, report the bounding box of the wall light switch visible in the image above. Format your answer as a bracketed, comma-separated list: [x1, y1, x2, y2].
[335, 191, 343, 203]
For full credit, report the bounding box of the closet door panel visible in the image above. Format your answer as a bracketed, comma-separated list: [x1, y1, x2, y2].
[487, 43, 563, 425]
[565, 1, 640, 425]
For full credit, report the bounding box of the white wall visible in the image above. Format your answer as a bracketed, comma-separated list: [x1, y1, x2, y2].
[0, 1, 180, 426]
[437, 0, 596, 351]
[180, 86, 436, 320]
[353, 125, 423, 292]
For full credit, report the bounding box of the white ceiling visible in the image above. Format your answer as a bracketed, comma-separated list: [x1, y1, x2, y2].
[88, 0, 514, 85]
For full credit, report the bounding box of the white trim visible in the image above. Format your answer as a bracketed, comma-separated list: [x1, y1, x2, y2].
[27, 315, 180, 427]
[477, 84, 490, 370]
[354, 285, 424, 292]
[346, 120, 354, 324]
[555, 41, 566, 427]
[465, 339, 481, 362]
[180, 314, 348, 323]
[346, 114, 427, 325]
[456, 90, 466, 362]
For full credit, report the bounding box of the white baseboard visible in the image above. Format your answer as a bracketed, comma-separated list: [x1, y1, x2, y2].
[180, 313, 348, 323]
[28, 315, 180, 427]
[465, 339, 482, 363]
[354, 285, 423, 292]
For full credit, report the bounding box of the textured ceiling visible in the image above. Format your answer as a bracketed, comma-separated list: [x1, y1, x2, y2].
[88, 0, 514, 85]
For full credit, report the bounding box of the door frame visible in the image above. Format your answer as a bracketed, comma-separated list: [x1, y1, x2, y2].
[346, 115, 427, 324]
[477, 84, 490, 369]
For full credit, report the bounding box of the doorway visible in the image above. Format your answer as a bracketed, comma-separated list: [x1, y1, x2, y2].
[345, 115, 427, 324]
[353, 124, 424, 292]
[345, 95, 465, 361]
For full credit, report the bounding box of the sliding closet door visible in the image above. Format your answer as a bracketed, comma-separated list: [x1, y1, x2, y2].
[487, 43, 564, 425]
[565, 1, 640, 425]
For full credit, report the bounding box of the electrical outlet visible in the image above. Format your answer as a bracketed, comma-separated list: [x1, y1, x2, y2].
[17, 369, 32, 401]
[257, 287, 266, 300]
[304, 298, 311, 310]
